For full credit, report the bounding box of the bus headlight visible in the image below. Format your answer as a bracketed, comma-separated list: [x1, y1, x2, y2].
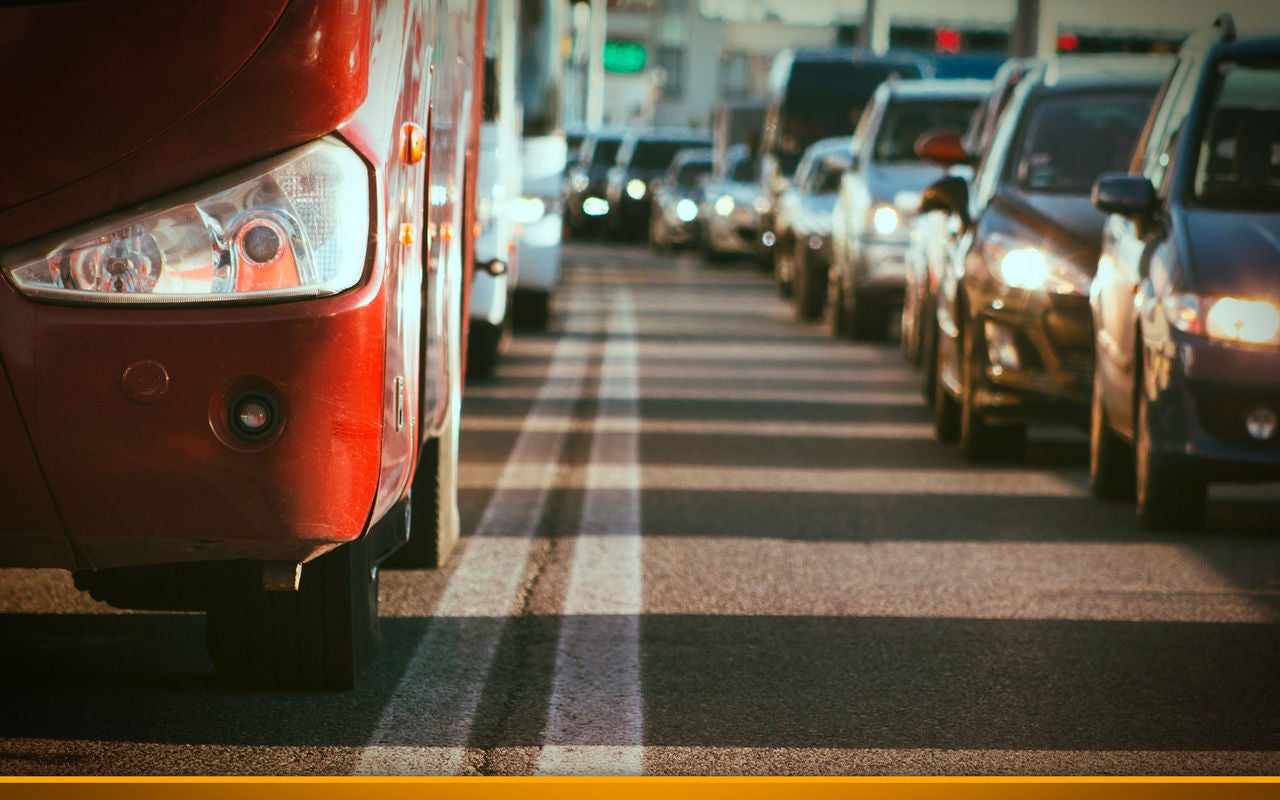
[2, 137, 370, 305]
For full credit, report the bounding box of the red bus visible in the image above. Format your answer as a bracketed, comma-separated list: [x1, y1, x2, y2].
[0, 0, 486, 689]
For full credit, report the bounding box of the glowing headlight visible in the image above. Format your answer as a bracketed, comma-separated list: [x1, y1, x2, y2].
[753, 196, 771, 214]
[582, 197, 610, 217]
[871, 205, 900, 236]
[2, 138, 369, 305]
[509, 197, 546, 225]
[571, 173, 590, 193]
[1168, 293, 1280, 345]
[675, 198, 699, 223]
[999, 248, 1050, 290]
[989, 233, 1090, 295]
[714, 195, 735, 217]
[626, 179, 647, 200]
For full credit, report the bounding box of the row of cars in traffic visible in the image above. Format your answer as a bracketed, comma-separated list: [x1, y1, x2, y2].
[562, 14, 1280, 532]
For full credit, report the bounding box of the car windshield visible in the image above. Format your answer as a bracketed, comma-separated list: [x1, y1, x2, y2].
[729, 156, 758, 182]
[1010, 91, 1153, 194]
[873, 98, 980, 162]
[675, 160, 712, 188]
[1192, 61, 1280, 210]
[590, 138, 622, 167]
[631, 140, 705, 170]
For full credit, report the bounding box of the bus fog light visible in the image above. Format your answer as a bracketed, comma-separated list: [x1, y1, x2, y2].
[230, 394, 280, 441]
[1246, 407, 1277, 441]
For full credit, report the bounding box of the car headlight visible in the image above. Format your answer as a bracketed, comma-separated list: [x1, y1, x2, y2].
[870, 205, 900, 237]
[987, 233, 1090, 296]
[2, 138, 369, 305]
[508, 197, 546, 225]
[676, 198, 699, 223]
[571, 173, 590, 193]
[626, 179, 647, 200]
[714, 195, 735, 217]
[582, 197, 610, 217]
[1166, 293, 1280, 346]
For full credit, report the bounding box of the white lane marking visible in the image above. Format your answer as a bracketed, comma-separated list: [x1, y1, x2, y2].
[355, 323, 591, 776]
[464, 385, 922, 405]
[458, 465, 1085, 497]
[464, 417, 937, 440]
[536, 288, 645, 776]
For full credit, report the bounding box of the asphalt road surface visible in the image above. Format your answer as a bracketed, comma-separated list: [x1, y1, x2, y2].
[1, 243, 1278, 776]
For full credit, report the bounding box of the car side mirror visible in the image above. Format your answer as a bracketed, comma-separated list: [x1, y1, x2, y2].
[1092, 173, 1155, 217]
[1093, 173, 1159, 239]
[915, 129, 971, 167]
[919, 175, 970, 229]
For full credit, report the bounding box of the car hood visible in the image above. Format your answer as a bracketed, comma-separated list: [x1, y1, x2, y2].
[1183, 209, 1280, 299]
[992, 188, 1106, 253]
[0, 0, 289, 213]
[868, 163, 950, 204]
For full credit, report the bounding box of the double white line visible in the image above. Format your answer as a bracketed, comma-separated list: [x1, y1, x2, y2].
[356, 284, 644, 776]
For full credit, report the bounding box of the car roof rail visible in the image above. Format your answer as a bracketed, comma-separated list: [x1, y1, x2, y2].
[1215, 13, 1236, 44]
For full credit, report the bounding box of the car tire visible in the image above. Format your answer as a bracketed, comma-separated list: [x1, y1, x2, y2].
[774, 235, 793, 299]
[1088, 370, 1135, 501]
[824, 266, 850, 338]
[959, 328, 1025, 461]
[467, 316, 510, 378]
[849, 289, 886, 341]
[921, 307, 939, 406]
[933, 331, 961, 443]
[206, 535, 380, 690]
[512, 288, 551, 331]
[792, 242, 826, 321]
[1135, 384, 1206, 530]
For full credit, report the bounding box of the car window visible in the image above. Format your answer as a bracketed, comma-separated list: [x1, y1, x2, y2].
[1009, 91, 1154, 194]
[1139, 58, 1196, 180]
[813, 161, 844, 193]
[872, 98, 980, 162]
[631, 140, 705, 169]
[729, 156, 758, 182]
[675, 160, 712, 188]
[590, 138, 622, 168]
[1191, 61, 1280, 210]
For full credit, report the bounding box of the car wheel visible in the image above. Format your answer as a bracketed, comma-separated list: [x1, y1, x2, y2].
[959, 327, 1025, 461]
[467, 317, 508, 378]
[1088, 369, 1135, 501]
[850, 289, 886, 341]
[932, 328, 960, 442]
[1135, 383, 1206, 530]
[206, 535, 380, 689]
[824, 266, 849, 338]
[774, 237, 793, 299]
[921, 306, 939, 406]
[793, 242, 826, 321]
[512, 288, 551, 331]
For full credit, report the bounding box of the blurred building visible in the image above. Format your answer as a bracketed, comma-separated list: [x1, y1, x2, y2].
[590, 0, 1278, 131]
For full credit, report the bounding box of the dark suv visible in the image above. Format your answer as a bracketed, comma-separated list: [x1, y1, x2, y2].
[922, 55, 1172, 461]
[1088, 15, 1280, 529]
